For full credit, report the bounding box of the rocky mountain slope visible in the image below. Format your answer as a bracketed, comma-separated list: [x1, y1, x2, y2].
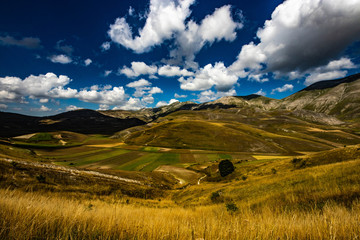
[279, 73, 360, 119]
[101, 73, 360, 121]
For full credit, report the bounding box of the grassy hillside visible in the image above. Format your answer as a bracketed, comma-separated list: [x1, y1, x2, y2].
[115, 109, 360, 153]
[1, 145, 360, 239]
[280, 74, 360, 119]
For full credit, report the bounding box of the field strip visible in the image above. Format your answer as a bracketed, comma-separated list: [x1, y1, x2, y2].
[252, 155, 292, 160]
[1, 158, 142, 185]
[86, 143, 125, 148]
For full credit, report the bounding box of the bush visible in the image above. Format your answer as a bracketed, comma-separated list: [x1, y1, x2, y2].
[210, 191, 224, 203]
[11, 161, 18, 169]
[218, 159, 235, 177]
[36, 174, 46, 183]
[226, 202, 238, 213]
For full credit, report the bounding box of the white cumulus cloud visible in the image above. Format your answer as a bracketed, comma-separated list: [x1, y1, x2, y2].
[0, 73, 130, 107]
[126, 79, 163, 105]
[0, 103, 7, 109]
[304, 57, 357, 85]
[126, 79, 151, 88]
[120, 61, 157, 78]
[230, 0, 360, 79]
[196, 88, 236, 103]
[271, 84, 294, 94]
[104, 70, 112, 77]
[49, 54, 72, 64]
[158, 65, 194, 77]
[77, 86, 127, 105]
[179, 62, 238, 92]
[171, 5, 242, 68]
[101, 42, 111, 51]
[65, 105, 81, 111]
[84, 58, 92, 66]
[156, 98, 179, 107]
[0, 73, 72, 102]
[174, 93, 187, 98]
[108, 0, 242, 68]
[114, 97, 144, 110]
[255, 89, 266, 96]
[39, 105, 51, 112]
[108, 0, 194, 53]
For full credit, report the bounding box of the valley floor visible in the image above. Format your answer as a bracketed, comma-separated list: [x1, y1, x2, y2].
[1, 143, 360, 239]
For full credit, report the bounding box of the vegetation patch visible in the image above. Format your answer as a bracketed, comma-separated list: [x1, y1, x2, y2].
[56, 149, 130, 167]
[291, 145, 360, 169]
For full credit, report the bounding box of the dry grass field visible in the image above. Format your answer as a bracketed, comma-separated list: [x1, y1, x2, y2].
[1, 143, 360, 239]
[1, 188, 359, 240]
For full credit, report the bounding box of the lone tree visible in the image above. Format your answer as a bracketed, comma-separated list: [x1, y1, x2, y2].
[218, 159, 235, 177]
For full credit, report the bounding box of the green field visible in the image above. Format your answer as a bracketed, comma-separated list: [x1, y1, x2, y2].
[55, 149, 129, 166]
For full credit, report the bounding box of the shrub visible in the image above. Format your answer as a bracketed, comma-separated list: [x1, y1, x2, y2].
[36, 174, 46, 183]
[218, 159, 235, 177]
[226, 202, 238, 213]
[210, 191, 224, 203]
[11, 161, 18, 169]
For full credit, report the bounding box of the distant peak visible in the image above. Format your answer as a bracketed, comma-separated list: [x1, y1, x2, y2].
[237, 94, 262, 100]
[301, 73, 360, 92]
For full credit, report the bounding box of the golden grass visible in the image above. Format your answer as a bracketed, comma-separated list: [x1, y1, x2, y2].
[2, 144, 360, 239]
[252, 155, 292, 160]
[86, 142, 125, 148]
[0, 189, 359, 240]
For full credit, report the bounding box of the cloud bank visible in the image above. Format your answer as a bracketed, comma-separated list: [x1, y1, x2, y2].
[229, 0, 360, 84]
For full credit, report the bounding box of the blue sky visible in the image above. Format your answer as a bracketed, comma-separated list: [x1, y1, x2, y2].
[0, 0, 359, 116]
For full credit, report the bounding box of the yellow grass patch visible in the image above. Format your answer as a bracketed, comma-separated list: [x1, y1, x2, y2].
[1, 189, 359, 240]
[39, 119, 63, 125]
[154, 165, 202, 185]
[252, 155, 292, 160]
[12, 133, 36, 139]
[307, 127, 343, 133]
[86, 142, 125, 148]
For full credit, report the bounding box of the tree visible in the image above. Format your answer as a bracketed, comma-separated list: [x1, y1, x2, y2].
[218, 159, 234, 177]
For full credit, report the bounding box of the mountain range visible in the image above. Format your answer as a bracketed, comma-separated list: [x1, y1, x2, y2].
[1, 73, 360, 147]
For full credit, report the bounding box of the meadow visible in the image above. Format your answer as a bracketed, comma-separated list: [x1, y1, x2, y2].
[1, 118, 360, 240]
[1, 139, 360, 239]
[1, 157, 360, 239]
[1, 188, 359, 240]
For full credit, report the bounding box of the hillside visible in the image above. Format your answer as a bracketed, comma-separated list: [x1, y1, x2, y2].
[280, 73, 360, 119]
[0, 109, 145, 137]
[114, 108, 360, 153]
[1, 141, 360, 239]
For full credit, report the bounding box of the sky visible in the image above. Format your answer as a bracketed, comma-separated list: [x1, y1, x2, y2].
[0, 0, 360, 116]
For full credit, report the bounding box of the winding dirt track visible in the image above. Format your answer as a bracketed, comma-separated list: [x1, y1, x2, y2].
[1, 157, 142, 185]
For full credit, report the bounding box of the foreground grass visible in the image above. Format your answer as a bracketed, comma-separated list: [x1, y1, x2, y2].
[2, 145, 360, 239]
[0, 189, 359, 240]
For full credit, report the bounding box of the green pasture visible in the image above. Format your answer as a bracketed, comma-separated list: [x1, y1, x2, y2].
[55, 149, 129, 166]
[117, 153, 179, 172]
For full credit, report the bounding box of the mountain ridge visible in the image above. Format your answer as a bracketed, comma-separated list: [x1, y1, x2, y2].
[1, 73, 360, 137]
